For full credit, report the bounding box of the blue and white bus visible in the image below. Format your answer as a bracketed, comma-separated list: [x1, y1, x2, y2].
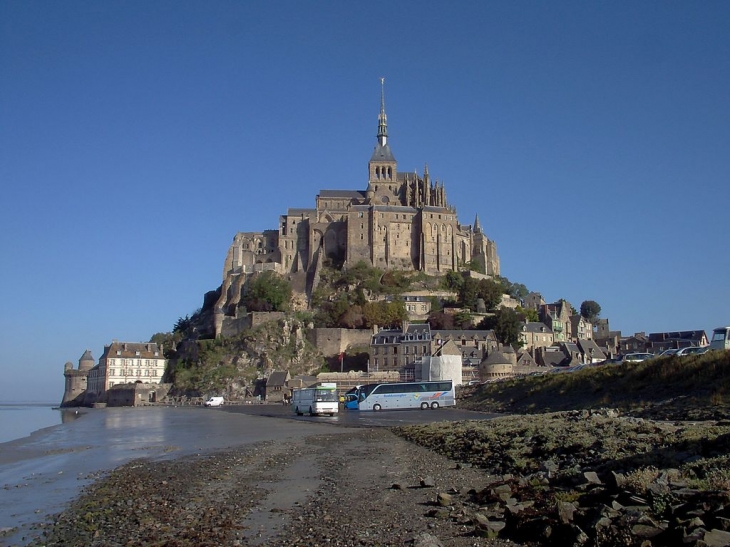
[343, 380, 455, 411]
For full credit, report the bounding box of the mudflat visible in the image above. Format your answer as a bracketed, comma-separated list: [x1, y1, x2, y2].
[0, 406, 359, 546]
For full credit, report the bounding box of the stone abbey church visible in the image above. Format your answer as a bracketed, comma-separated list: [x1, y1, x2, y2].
[219, 83, 500, 305]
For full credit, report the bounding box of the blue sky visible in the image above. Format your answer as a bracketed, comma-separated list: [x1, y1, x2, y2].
[1, 1, 729, 403]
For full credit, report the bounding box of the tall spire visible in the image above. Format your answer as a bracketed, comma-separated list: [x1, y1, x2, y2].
[377, 77, 388, 146]
[474, 214, 482, 233]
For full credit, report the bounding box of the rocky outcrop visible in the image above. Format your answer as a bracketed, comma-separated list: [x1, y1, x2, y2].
[394, 409, 730, 546]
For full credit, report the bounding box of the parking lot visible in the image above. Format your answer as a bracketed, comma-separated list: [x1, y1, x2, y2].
[221, 402, 499, 427]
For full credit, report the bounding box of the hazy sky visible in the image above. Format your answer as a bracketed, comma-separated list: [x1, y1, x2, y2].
[2, 1, 729, 403]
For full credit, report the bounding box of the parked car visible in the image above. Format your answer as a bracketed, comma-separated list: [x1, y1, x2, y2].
[204, 396, 225, 407]
[658, 348, 679, 357]
[675, 347, 703, 357]
[622, 353, 654, 364]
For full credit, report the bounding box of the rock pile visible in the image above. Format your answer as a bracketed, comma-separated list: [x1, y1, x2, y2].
[395, 409, 730, 546]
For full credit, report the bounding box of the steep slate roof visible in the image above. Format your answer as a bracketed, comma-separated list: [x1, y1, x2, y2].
[522, 322, 551, 333]
[564, 342, 581, 355]
[432, 329, 494, 340]
[540, 348, 572, 367]
[373, 324, 432, 345]
[101, 342, 163, 360]
[267, 370, 289, 388]
[434, 340, 462, 356]
[370, 143, 396, 162]
[517, 352, 537, 367]
[482, 351, 511, 365]
[648, 331, 706, 343]
[577, 339, 607, 361]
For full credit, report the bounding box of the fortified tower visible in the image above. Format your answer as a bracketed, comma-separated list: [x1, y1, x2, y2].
[61, 349, 94, 407]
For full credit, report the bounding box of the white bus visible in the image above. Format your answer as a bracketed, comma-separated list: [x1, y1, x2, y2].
[292, 383, 339, 416]
[344, 380, 455, 411]
[710, 327, 730, 351]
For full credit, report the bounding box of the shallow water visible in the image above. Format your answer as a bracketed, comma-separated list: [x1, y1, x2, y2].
[0, 404, 65, 444]
[0, 406, 356, 546]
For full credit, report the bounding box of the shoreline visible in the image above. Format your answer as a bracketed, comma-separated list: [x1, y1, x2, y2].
[0, 406, 359, 546]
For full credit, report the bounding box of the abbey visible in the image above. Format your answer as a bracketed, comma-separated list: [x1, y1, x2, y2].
[220, 82, 500, 296]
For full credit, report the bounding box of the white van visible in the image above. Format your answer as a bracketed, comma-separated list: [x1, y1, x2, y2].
[710, 327, 730, 351]
[204, 396, 224, 407]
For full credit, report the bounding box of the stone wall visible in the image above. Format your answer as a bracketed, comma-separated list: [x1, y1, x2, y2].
[218, 311, 286, 338]
[306, 328, 374, 357]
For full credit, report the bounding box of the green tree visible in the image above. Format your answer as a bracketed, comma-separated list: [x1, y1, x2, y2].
[498, 277, 529, 300]
[459, 277, 479, 311]
[516, 306, 539, 323]
[477, 279, 504, 311]
[243, 271, 292, 312]
[442, 270, 464, 291]
[427, 311, 455, 330]
[483, 308, 523, 347]
[580, 300, 602, 323]
[174, 315, 192, 334]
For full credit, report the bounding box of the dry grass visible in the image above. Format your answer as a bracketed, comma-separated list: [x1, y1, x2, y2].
[460, 350, 730, 419]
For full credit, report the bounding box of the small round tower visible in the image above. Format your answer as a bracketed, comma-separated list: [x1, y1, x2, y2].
[61, 350, 94, 407]
[479, 351, 514, 382]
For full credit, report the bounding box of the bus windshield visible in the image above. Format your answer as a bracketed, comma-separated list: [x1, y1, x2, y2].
[314, 389, 338, 402]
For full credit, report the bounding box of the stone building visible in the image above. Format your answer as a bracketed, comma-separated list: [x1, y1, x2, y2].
[85, 341, 167, 404]
[518, 322, 554, 353]
[61, 350, 95, 407]
[217, 82, 500, 320]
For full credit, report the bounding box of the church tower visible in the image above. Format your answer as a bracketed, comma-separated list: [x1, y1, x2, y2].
[367, 78, 399, 205]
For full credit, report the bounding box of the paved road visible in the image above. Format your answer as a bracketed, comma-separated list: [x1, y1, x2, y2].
[221, 403, 499, 427]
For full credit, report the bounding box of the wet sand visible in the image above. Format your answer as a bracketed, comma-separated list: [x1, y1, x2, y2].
[0, 406, 359, 546]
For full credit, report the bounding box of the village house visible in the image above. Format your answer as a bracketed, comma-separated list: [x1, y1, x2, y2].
[647, 330, 709, 352]
[77, 341, 167, 406]
[518, 322, 554, 353]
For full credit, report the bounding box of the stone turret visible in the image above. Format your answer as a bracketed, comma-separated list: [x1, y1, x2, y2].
[61, 350, 94, 407]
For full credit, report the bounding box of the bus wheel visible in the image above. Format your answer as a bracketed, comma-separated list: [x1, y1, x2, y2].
[431, 402, 440, 409]
[373, 404, 382, 411]
[420, 402, 429, 410]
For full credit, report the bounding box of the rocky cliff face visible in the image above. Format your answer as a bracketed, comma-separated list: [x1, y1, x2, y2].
[169, 315, 323, 399]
